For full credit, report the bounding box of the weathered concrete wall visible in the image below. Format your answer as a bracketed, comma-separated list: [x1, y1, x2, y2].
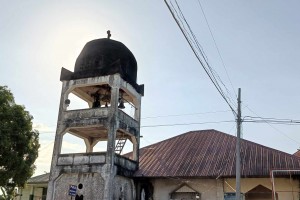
[224, 177, 299, 200]
[51, 173, 135, 200]
[53, 173, 104, 200]
[47, 74, 142, 200]
[113, 176, 135, 200]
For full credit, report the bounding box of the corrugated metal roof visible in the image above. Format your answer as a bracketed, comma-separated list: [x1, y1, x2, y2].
[293, 150, 300, 157]
[134, 129, 300, 178]
[27, 173, 49, 184]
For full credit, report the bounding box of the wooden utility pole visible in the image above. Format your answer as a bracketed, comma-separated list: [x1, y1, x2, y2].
[236, 88, 242, 200]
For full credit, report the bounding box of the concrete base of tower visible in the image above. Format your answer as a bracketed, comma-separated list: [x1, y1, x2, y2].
[48, 172, 135, 200]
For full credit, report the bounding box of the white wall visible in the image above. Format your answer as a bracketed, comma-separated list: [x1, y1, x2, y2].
[151, 178, 223, 200]
[224, 177, 299, 200]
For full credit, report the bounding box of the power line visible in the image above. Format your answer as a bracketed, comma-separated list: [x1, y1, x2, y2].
[164, 0, 237, 116]
[196, 0, 237, 98]
[173, 0, 237, 109]
[244, 120, 300, 125]
[141, 120, 235, 128]
[244, 105, 300, 145]
[142, 109, 232, 119]
[245, 116, 300, 122]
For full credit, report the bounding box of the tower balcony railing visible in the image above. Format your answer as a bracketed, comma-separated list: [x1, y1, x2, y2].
[63, 107, 110, 122]
[57, 152, 137, 172]
[115, 153, 138, 171]
[57, 152, 106, 166]
[62, 107, 139, 136]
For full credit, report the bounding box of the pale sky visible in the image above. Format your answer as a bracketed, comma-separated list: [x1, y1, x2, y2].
[1, 0, 300, 176]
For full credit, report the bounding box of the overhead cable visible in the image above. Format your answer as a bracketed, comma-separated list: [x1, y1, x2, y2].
[141, 120, 235, 128]
[196, 0, 237, 98]
[164, 0, 237, 116]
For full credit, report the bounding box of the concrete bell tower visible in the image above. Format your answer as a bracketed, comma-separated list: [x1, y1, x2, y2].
[46, 31, 144, 200]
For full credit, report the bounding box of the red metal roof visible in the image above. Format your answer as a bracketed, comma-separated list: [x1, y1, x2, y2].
[293, 150, 300, 157]
[134, 129, 300, 178]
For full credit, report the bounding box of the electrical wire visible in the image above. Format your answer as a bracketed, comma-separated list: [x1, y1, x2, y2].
[142, 109, 232, 119]
[196, 0, 237, 98]
[244, 105, 300, 145]
[244, 116, 300, 122]
[141, 120, 235, 128]
[244, 120, 300, 125]
[173, 0, 237, 108]
[165, 0, 237, 116]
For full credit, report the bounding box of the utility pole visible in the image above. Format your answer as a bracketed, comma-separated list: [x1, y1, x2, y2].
[236, 88, 242, 200]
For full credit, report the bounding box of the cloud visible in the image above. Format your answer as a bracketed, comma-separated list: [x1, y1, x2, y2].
[33, 122, 55, 132]
[34, 141, 54, 176]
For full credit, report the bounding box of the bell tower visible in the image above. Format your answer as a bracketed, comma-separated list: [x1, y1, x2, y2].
[46, 31, 144, 200]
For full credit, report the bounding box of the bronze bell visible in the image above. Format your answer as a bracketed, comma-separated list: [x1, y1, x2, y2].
[118, 99, 125, 109]
[92, 93, 101, 108]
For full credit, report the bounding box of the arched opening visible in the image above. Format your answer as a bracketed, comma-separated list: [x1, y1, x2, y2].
[67, 93, 90, 110]
[61, 133, 86, 154]
[115, 132, 134, 157]
[170, 184, 200, 200]
[93, 140, 108, 152]
[245, 185, 276, 200]
[66, 84, 112, 111]
[118, 88, 139, 120]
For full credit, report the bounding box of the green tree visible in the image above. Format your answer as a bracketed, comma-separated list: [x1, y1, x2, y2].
[0, 86, 40, 199]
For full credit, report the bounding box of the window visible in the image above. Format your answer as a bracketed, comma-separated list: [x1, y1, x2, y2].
[170, 192, 200, 200]
[170, 184, 200, 200]
[224, 193, 245, 200]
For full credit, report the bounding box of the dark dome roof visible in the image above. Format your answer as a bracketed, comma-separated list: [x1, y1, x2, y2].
[74, 38, 137, 86]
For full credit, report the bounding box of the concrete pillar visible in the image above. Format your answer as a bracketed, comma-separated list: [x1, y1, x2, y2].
[132, 136, 138, 161]
[103, 75, 120, 200]
[216, 179, 224, 200]
[46, 82, 69, 200]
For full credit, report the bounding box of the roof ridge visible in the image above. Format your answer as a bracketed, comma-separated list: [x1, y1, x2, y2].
[28, 173, 50, 181]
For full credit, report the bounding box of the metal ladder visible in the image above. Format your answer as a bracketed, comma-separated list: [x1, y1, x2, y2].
[115, 137, 127, 154]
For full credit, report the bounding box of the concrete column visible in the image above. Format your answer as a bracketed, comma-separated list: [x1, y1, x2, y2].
[84, 138, 99, 153]
[135, 96, 141, 163]
[103, 75, 121, 200]
[46, 81, 69, 200]
[106, 86, 119, 164]
[132, 136, 138, 161]
[84, 138, 93, 153]
[216, 179, 224, 200]
[134, 96, 141, 121]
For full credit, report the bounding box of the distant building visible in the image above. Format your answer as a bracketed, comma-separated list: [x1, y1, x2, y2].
[20, 129, 300, 200]
[17, 173, 48, 200]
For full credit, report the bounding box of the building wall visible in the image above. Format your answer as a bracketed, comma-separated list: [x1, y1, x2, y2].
[53, 173, 104, 199]
[150, 177, 299, 200]
[17, 184, 47, 200]
[224, 177, 299, 200]
[150, 178, 223, 200]
[113, 176, 135, 199]
[47, 173, 134, 200]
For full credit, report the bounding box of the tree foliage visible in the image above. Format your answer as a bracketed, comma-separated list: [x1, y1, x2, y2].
[0, 86, 40, 199]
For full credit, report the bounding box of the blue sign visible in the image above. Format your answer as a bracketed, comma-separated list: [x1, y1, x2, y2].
[69, 185, 77, 196]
